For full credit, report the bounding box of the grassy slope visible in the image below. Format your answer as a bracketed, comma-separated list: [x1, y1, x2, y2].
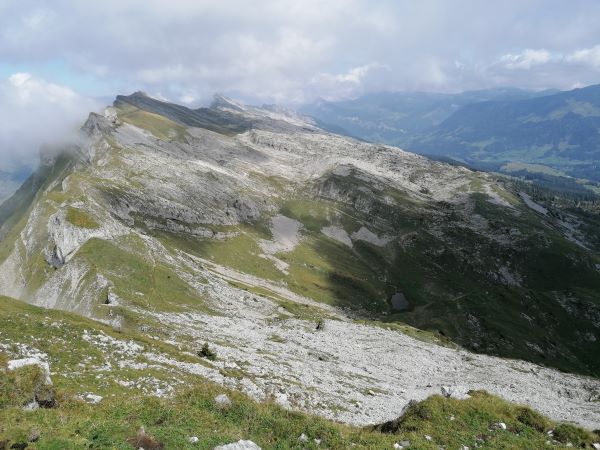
[65, 207, 100, 229]
[76, 237, 204, 309]
[277, 176, 600, 376]
[114, 103, 189, 143]
[1, 296, 596, 450]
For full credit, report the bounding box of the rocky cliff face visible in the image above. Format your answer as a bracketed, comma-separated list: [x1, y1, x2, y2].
[0, 92, 599, 428]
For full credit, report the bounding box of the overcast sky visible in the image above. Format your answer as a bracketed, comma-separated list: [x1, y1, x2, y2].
[1, 0, 600, 171]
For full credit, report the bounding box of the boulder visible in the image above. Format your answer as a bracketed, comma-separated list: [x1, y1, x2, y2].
[493, 422, 507, 430]
[28, 429, 41, 443]
[441, 385, 470, 399]
[84, 393, 103, 404]
[390, 293, 409, 311]
[35, 385, 57, 408]
[441, 385, 453, 398]
[127, 425, 164, 450]
[23, 401, 38, 411]
[214, 393, 232, 408]
[8, 358, 57, 408]
[7, 358, 52, 385]
[214, 440, 261, 450]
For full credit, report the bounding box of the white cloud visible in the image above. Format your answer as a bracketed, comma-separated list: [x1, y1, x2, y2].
[498, 49, 553, 70]
[333, 64, 383, 84]
[566, 44, 600, 68]
[1, 1, 600, 104]
[0, 73, 99, 171]
[179, 94, 196, 105]
[9, 72, 32, 87]
[310, 63, 389, 100]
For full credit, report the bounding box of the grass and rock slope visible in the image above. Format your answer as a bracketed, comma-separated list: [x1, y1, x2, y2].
[1, 295, 599, 449]
[0, 93, 599, 440]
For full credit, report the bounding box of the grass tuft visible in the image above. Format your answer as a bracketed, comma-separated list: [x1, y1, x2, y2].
[553, 423, 595, 446]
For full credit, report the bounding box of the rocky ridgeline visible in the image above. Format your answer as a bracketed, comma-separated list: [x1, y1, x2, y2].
[0, 93, 599, 433]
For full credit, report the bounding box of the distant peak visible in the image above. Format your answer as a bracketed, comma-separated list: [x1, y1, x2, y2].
[81, 111, 115, 137]
[210, 94, 246, 112]
[115, 91, 164, 105]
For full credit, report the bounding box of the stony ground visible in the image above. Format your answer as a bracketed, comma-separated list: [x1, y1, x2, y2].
[131, 261, 600, 429]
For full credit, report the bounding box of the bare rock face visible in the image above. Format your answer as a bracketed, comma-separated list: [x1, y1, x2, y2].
[81, 112, 116, 139]
[441, 385, 453, 398]
[44, 207, 127, 268]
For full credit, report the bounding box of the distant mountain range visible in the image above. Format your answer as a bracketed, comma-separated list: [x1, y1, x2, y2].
[0, 169, 31, 204]
[301, 85, 600, 183]
[300, 88, 556, 140]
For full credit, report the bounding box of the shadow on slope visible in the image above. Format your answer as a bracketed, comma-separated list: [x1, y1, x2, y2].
[277, 170, 600, 377]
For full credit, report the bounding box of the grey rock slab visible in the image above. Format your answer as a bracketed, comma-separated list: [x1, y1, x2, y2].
[214, 440, 261, 450]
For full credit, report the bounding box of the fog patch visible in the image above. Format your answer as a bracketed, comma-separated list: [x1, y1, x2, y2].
[0, 73, 99, 176]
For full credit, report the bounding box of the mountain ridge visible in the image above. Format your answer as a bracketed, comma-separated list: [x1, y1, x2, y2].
[0, 93, 599, 431]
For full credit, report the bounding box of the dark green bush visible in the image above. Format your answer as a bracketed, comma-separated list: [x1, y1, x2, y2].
[198, 343, 217, 361]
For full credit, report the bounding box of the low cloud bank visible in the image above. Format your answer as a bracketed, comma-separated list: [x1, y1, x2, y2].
[0, 72, 99, 174]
